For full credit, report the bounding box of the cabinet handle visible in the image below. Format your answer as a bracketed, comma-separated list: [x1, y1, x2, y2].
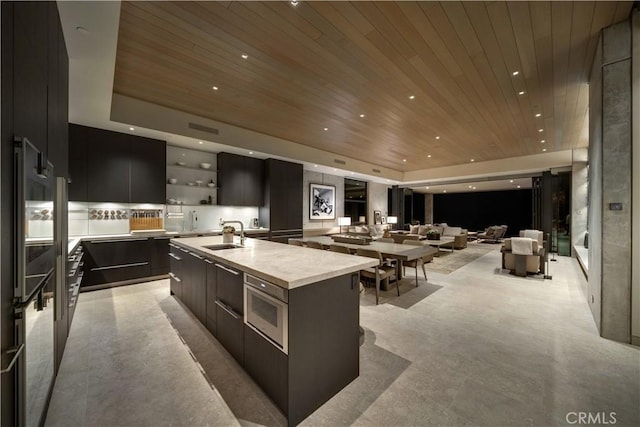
[91, 262, 148, 271]
[168, 272, 181, 282]
[0, 344, 24, 374]
[215, 263, 240, 275]
[189, 252, 203, 260]
[89, 238, 148, 243]
[179, 248, 189, 253]
[168, 253, 181, 261]
[215, 300, 240, 320]
[204, 259, 213, 264]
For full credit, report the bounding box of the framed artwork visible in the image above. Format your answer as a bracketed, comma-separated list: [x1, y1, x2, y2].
[374, 210, 382, 225]
[310, 183, 335, 220]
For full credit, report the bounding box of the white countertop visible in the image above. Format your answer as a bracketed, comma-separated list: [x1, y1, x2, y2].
[172, 235, 378, 289]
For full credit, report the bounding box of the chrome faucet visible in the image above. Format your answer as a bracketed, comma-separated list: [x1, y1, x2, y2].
[190, 210, 198, 231]
[222, 220, 245, 246]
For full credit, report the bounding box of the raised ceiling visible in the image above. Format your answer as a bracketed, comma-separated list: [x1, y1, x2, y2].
[113, 1, 632, 172]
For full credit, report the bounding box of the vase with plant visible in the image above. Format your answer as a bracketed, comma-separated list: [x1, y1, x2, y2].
[222, 225, 235, 243]
[426, 229, 440, 240]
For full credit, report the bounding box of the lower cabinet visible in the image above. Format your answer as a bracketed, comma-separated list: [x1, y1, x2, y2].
[205, 260, 217, 335]
[214, 262, 244, 364]
[169, 243, 185, 299]
[244, 325, 288, 413]
[150, 237, 170, 276]
[82, 238, 150, 287]
[182, 251, 207, 324]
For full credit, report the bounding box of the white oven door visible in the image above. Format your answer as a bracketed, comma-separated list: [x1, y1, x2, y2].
[244, 285, 288, 354]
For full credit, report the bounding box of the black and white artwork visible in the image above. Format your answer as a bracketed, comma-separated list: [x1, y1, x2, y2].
[310, 183, 335, 220]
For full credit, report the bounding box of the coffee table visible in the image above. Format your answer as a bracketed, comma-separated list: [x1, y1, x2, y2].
[425, 236, 456, 252]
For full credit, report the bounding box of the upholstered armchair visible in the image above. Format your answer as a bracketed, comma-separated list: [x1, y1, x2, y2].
[502, 237, 542, 276]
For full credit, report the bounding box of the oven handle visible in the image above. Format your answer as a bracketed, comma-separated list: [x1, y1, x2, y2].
[215, 300, 240, 320]
[0, 344, 24, 374]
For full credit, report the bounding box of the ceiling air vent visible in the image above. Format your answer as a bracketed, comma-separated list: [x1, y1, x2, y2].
[372, 168, 381, 173]
[334, 159, 346, 165]
[188, 122, 219, 135]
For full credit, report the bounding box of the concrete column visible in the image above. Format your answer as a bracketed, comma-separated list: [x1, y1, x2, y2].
[424, 193, 433, 224]
[571, 149, 588, 249]
[632, 12, 640, 346]
[589, 18, 633, 343]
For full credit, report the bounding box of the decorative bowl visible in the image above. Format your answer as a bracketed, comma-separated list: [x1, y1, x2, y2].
[207, 182, 215, 188]
[168, 178, 177, 184]
[195, 180, 203, 185]
[199, 162, 211, 169]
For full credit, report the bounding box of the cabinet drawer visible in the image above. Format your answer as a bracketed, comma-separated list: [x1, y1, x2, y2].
[85, 238, 149, 266]
[216, 300, 244, 365]
[85, 262, 150, 285]
[215, 262, 243, 314]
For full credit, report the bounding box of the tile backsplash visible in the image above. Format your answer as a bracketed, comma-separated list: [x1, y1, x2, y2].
[69, 201, 260, 236]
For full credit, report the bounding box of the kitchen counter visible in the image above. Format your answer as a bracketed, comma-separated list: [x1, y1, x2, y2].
[172, 235, 377, 289]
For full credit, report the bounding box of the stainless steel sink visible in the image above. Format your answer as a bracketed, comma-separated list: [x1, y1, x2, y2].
[203, 244, 242, 250]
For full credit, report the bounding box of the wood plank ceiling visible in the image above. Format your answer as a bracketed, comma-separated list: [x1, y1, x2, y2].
[113, 1, 632, 172]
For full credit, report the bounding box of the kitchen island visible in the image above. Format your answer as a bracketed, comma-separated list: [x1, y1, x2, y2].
[170, 235, 377, 426]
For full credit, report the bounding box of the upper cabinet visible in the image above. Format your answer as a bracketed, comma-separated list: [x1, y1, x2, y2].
[130, 136, 166, 204]
[260, 159, 303, 232]
[217, 152, 264, 207]
[69, 124, 166, 203]
[11, 2, 68, 178]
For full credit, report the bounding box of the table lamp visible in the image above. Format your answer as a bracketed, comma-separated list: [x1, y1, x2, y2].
[387, 216, 398, 230]
[338, 217, 351, 234]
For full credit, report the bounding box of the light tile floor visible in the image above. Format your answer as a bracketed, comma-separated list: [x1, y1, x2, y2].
[46, 246, 640, 426]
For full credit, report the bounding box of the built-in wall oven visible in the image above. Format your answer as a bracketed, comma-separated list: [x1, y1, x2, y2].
[243, 274, 288, 354]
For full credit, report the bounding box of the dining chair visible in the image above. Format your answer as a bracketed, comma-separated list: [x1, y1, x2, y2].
[289, 239, 304, 246]
[401, 239, 428, 287]
[372, 237, 398, 270]
[305, 240, 325, 250]
[356, 248, 399, 305]
[329, 244, 352, 254]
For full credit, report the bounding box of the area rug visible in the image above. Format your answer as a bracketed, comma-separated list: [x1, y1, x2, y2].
[427, 243, 495, 275]
[360, 279, 443, 308]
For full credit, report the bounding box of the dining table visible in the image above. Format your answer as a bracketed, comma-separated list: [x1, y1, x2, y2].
[294, 235, 438, 281]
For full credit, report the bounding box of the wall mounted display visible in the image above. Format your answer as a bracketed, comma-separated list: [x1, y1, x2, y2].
[374, 210, 382, 224]
[310, 183, 335, 220]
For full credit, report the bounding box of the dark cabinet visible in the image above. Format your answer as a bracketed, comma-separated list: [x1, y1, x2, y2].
[169, 243, 184, 299]
[215, 262, 244, 364]
[218, 152, 264, 206]
[205, 260, 217, 335]
[68, 124, 166, 202]
[82, 238, 150, 286]
[244, 325, 288, 413]
[150, 237, 170, 276]
[13, 2, 48, 155]
[130, 136, 166, 203]
[86, 129, 130, 203]
[68, 125, 88, 201]
[182, 252, 207, 324]
[260, 159, 303, 239]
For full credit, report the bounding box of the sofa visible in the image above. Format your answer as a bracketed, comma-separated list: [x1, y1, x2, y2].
[398, 223, 468, 249]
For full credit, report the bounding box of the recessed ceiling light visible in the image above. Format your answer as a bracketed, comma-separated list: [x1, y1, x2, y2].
[425, 186, 429, 189]
[542, 148, 547, 152]
[198, 141, 203, 145]
[468, 185, 472, 189]
[512, 71, 519, 76]
[212, 86, 219, 91]
[333, 168, 337, 171]
[386, 180, 390, 182]
[314, 164, 318, 167]
[541, 139, 546, 143]
[408, 95, 415, 100]
[402, 159, 407, 162]
[290, 0, 299, 6]
[443, 190, 447, 193]
[517, 185, 521, 188]
[470, 159, 475, 162]
[323, 127, 328, 131]
[249, 151, 253, 155]
[435, 136, 440, 140]
[427, 154, 432, 158]
[535, 113, 541, 117]
[129, 127, 135, 131]
[538, 128, 544, 132]
[359, 114, 365, 118]
[350, 172, 354, 175]
[241, 53, 248, 59]
[510, 180, 514, 183]
[473, 186, 477, 190]
[518, 91, 525, 95]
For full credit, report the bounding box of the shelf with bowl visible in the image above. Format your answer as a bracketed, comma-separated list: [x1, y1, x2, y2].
[167, 163, 218, 173]
[166, 183, 219, 189]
